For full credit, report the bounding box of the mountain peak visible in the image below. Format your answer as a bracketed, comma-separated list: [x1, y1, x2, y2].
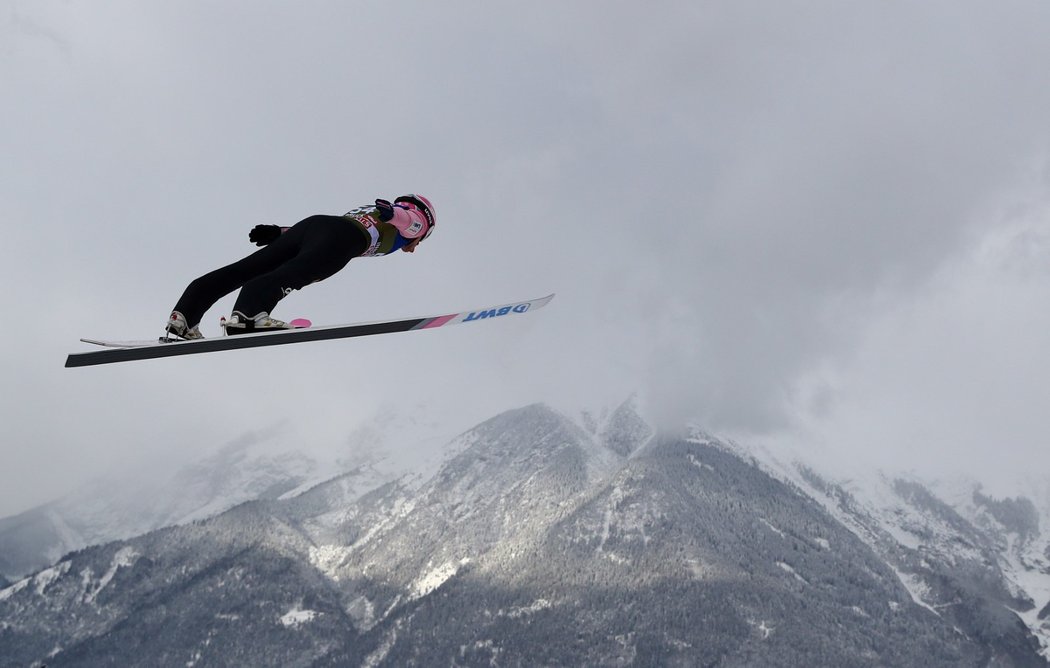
[2, 403, 1049, 665]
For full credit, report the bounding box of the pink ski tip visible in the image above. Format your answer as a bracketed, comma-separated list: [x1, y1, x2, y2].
[421, 314, 457, 329]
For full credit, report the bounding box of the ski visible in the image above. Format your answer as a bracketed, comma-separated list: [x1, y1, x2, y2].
[78, 317, 314, 350]
[65, 294, 554, 368]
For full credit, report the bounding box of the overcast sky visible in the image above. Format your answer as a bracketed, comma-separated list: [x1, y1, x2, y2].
[3, 1, 1050, 516]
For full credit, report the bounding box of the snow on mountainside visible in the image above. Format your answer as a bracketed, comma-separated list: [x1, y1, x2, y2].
[930, 477, 1050, 655]
[706, 428, 1050, 662]
[0, 433, 348, 582]
[0, 405, 472, 582]
[2, 400, 1047, 666]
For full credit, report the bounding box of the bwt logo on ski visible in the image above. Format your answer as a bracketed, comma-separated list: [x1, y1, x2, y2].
[463, 303, 531, 322]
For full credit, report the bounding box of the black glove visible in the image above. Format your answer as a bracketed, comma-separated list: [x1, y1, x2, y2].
[375, 198, 395, 222]
[249, 224, 281, 247]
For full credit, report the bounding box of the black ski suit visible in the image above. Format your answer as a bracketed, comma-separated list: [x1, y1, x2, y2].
[172, 214, 368, 328]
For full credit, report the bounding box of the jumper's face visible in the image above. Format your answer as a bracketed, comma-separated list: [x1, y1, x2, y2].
[402, 236, 423, 253]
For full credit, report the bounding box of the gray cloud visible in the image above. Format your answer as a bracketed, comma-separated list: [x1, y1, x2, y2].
[3, 1, 1050, 515]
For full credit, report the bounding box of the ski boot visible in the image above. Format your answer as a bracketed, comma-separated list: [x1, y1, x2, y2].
[163, 311, 204, 342]
[222, 311, 291, 336]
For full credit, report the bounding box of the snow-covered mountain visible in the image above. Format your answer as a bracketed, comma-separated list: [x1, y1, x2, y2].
[1, 401, 1048, 666]
[0, 434, 339, 582]
[709, 430, 1050, 662]
[0, 406, 466, 582]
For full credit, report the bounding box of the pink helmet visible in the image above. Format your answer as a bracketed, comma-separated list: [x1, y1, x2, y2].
[394, 194, 436, 240]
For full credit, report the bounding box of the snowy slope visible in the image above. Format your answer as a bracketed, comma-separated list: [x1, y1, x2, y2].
[1, 401, 1046, 666]
[0, 437, 338, 581]
[0, 404, 474, 581]
[704, 427, 1050, 661]
[930, 476, 1050, 656]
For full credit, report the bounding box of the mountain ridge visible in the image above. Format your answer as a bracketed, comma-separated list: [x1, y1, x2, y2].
[1, 401, 1047, 666]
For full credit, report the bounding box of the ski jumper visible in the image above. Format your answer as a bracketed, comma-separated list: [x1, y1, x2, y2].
[171, 202, 431, 329]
